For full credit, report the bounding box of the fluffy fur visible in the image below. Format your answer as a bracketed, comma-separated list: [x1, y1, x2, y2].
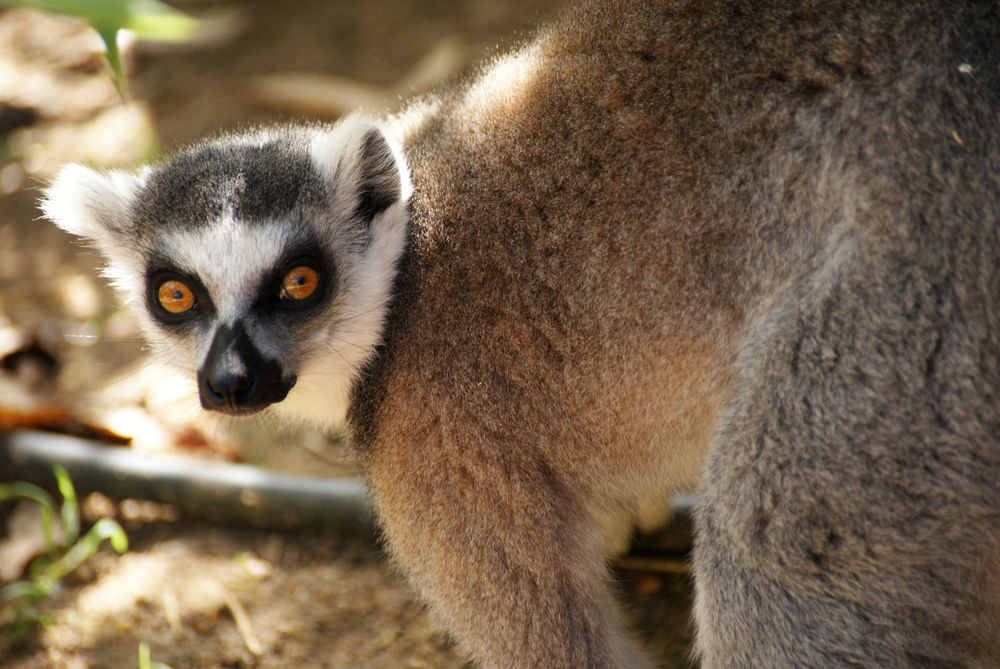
[43, 0, 1000, 667]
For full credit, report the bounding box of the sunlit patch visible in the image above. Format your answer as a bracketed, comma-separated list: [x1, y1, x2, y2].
[64, 552, 241, 647]
[462, 41, 545, 123]
[58, 273, 103, 320]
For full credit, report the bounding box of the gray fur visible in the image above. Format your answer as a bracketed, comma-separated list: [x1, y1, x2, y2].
[692, 1, 1000, 665]
[133, 138, 328, 235]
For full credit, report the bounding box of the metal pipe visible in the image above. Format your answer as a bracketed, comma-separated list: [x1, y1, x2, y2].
[0, 429, 375, 533]
[0, 429, 694, 551]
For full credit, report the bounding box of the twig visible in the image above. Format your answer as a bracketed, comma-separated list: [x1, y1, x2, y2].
[224, 591, 263, 656]
[613, 555, 691, 574]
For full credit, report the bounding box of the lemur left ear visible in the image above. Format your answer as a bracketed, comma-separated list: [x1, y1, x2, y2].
[41, 163, 142, 241]
[310, 114, 411, 226]
[354, 127, 406, 222]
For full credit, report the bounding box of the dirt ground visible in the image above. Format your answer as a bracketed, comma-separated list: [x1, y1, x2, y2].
[0, 2, 696, 667]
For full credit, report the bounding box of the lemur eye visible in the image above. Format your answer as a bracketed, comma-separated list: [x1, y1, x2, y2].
[157, 280, 196, 314]
[280, 266, 319, 303]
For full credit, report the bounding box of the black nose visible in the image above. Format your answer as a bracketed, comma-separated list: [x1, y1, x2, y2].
[200, 368, 258, 411]
[197, 323, 295, 415]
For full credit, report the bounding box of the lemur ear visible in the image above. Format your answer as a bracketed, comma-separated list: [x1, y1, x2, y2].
[353, 127, 406, 222]
[310, 114, 411, 225]
[41, 163, 142, 241]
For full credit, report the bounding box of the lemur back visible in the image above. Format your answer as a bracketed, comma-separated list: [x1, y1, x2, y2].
[43, 0, 1000, 667]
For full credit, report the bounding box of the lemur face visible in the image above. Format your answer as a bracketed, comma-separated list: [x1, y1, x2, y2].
[135, 141, 336, 415]
[143, 224, 336, 416]
[43, 116, 410, 426]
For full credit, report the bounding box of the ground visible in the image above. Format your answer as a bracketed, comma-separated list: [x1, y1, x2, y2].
[0, 2, 695, 667]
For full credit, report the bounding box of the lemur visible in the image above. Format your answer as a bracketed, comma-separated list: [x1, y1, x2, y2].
[42, 0, 1000, 666]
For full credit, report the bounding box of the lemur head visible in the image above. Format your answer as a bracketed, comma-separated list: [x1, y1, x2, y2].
[42, 115, 411, 427]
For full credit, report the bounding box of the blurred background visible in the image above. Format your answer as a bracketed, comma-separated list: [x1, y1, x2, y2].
[0, 2, 695, 667]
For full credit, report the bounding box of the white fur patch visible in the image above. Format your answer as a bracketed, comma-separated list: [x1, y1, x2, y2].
[161, 218, 291, 333]
[41, 163, 141, 239]
[41, 163, 152, 317]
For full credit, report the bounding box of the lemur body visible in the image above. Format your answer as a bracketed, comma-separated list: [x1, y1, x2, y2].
[44, 1, 1000, 666]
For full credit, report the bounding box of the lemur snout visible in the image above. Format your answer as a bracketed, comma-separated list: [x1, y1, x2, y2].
[197, 322, 295, 414]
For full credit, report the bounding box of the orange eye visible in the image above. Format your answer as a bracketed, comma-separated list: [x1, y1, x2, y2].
[157, 280, 196, 314]
[280, 266, 319, 302]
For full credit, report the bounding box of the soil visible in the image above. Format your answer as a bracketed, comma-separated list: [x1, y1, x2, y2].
[0, 2, 696, 667]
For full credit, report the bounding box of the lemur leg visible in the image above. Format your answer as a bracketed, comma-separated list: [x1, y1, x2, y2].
[693, 247, 1000, 667]
[368, 430, 652, 669]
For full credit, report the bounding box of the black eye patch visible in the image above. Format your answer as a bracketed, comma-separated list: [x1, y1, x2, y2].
[252, 246, 336, 316]
[145, 261, 216, 327]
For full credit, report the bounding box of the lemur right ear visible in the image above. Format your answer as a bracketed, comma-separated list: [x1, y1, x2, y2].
[41, 164, 142, 241]
[309, 114, 412, 226]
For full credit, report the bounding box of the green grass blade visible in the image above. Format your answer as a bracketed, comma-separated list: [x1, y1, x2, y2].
[1, 580, 43, 602]
[42, 517, 129, 582]
[53, 465, 80, 544]
[0, 481, 58, 549]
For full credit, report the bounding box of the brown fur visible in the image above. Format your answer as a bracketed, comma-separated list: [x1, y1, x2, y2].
[348, 0, 1000, 666]
[350, 6, 741, 664]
